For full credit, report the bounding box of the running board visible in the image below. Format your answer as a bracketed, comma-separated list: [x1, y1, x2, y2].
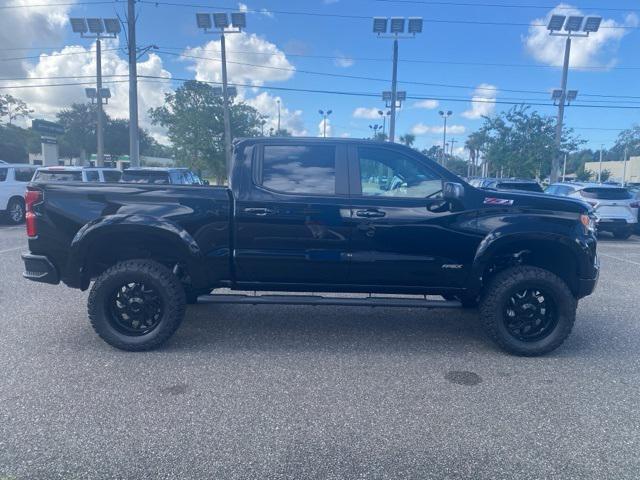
[198, 294, 462, 309]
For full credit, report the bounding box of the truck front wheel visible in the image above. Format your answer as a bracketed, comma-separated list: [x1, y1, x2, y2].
[479, 266, 576, 356]
[88, 259, 186, 351]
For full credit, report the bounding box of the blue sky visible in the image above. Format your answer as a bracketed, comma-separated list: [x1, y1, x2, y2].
[3, 0, 640, 153]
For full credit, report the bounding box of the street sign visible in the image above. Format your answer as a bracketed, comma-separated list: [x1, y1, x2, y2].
[32, 119, 65, 136]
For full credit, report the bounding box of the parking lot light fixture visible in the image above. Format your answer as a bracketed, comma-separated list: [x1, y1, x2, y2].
[69, 16, 119, 166]
[196, 11, 246, 178]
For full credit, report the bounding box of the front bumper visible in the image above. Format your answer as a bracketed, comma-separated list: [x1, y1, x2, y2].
[22, 253, 60, 284]
[576, 253, 599, 299]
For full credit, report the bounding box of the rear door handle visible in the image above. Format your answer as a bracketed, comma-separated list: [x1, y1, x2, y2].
[355, 209, 386, 218]
[243, 207, 276, 216]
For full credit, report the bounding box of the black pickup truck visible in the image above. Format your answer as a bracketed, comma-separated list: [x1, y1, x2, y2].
[22, 138, 599, 355]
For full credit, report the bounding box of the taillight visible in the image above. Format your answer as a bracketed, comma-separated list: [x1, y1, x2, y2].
[24, 189, 42, 237]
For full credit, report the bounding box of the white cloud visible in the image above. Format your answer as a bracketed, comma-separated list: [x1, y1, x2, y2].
[411, 123, 466, 136]
[238, 2, 273, 18]
[182, 32, 294, 87]
[353, 107, 382, 119]
[523, 5, 639, 69]
[0, 0, 72, 77]
[462, 83, 498, 119]
[340, 132, 351, 138]
[318, 117, 332, 137]
[243, 92, 307, 136]
[334, 52, 354, 68]
[8, 40, 172, 141]
[413, 99, 439, 109]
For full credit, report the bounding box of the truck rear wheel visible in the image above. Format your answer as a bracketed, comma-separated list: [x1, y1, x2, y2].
[479, 266, 576, 356]
[88, 259, 186, 351]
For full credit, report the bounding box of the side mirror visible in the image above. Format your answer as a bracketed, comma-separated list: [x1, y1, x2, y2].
[443, 182, 464, 201]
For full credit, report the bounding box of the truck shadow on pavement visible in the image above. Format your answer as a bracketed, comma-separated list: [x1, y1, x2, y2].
[157, 303, 586, 356]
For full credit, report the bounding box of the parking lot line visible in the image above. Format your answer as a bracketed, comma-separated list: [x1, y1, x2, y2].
[0, 246, 23, 255]
[599, 252, 640, 267]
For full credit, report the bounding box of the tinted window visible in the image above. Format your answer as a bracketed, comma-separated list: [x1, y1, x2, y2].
[103, 170, 122, 182]
[496, 182, 543, 193]
[122, 171, 170, 184]
[169, 171, 184, 184]
[14, 168, 35, 182]
[0, 168, 6, 182]
[580, 187, 632, 200]
[86, 171, 100, 182]
[358, 147, 442, 198]
[547, 185, 575, 196]
[262, 145, 336, 195]
[33, 170, 82, 182]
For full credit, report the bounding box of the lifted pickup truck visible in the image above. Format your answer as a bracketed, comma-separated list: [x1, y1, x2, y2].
[22, 138, 599, 355]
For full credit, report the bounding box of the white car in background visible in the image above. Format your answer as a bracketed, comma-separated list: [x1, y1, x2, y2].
[546, 182, 639, 239]
[32, 166, 122, 183]
[0, 163, 37, 224]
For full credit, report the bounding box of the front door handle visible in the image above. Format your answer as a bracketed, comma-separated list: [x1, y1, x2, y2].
[244, 207, 276, 216]
[355, 209, 386, 218]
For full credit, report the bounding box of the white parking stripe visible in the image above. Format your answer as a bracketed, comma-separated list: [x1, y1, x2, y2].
[599, 252, 640, 267]
[0, 246, 23, 255]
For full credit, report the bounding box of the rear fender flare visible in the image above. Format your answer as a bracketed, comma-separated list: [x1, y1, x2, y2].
[67, 214, 202, 288]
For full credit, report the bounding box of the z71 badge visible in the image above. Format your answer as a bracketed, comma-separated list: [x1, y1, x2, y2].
[483, 197, 514, 206]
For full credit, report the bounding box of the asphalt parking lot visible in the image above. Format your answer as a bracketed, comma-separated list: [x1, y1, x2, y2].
[1, 223, 639, 479]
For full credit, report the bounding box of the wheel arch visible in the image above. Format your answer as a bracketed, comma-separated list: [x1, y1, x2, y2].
[67, 214, 203, 290]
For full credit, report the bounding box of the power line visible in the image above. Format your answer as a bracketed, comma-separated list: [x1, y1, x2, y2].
[373, 0, 640, 13]
[0, 1, 117, 9]
[0, 48, 122, 63]
[136, 1, 639, 29]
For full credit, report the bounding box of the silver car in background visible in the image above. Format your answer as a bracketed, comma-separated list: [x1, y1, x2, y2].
[546, 182, 639, 239]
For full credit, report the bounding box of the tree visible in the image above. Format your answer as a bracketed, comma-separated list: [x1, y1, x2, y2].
[104, 118, 163, 158]
[609, 124, 640, 160]
[56, 103, 99, 161]
[0, 94, 33, 125]
[575, 164, 593, 181]
[600, 169, 611, 182]
[0, 125, 29, 162]
[150, 81, 263, 179]
[399, 133, 415, 148]
[470, 106, 584, 178]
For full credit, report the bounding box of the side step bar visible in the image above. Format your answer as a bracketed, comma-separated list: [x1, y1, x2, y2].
[198, 294, 462, 309]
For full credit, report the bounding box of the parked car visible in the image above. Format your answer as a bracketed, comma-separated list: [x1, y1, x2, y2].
[469, 177, 543, 193]
[22, 138, 599, 356]
[121, 167, 207, 185]
[546, 182, 639, 239]
[0, 164, 37, 224]
[33, 166, 122, 183]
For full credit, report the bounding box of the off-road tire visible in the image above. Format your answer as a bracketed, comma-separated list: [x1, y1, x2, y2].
[88, 259, 186, 351]
[479, 266, 576, 356]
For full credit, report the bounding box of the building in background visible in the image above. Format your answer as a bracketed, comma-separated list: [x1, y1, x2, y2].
[585, 156, 640, 183]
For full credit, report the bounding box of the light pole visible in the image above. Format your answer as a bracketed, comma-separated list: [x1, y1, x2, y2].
[373, 17, 422, 143]
[598, 144, 604, 182]
[196, 11, 246, 177]
[276, 99, 281, 133]
[84, 87, 111, 165]
[378, 109, 390, 137]
[369, 124, 382, 139]
[547, 14, 602, 183]
[70, 17, 120, 167]
[260, 118, 267, 136]
[319, 109, 332, 138]
[623, 147, 628, 186]
[439, 110, 452, 166]
[449, 138, 457, 157]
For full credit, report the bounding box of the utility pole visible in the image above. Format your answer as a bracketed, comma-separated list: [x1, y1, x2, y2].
[95, 39, 104, 166]
[598, 144, 604, 182]
[196, 11, 246, 177]
[277, 99, 281, 132]
[389, 38, 399, 143]
[547, 14, 602, 183]
[127, 0, 140, 167]
[562, 152, 567, 181]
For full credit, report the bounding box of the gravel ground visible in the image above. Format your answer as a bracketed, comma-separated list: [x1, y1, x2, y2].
[1, 223, 639, 479]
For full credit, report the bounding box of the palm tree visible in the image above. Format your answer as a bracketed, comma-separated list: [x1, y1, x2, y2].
[399, 133, 416, 148]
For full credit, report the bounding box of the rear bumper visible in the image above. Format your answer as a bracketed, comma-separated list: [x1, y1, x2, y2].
[22, 253, 60, 285]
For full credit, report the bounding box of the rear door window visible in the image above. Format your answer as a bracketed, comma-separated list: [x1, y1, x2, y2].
[103, 170, 122, 182]
[14, 167, 35, 182]
[122, 171, 170, 184]
[86, 170, 100, 182]
[580, 187, 632, 200]
[0, 168, 7, 182]
[33, 170, 82, 182]
[260, 145, 336, 195]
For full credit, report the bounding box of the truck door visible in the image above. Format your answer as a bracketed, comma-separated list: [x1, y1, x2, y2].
[347, 145, 476, 289]
[234, 142, 352, 285]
